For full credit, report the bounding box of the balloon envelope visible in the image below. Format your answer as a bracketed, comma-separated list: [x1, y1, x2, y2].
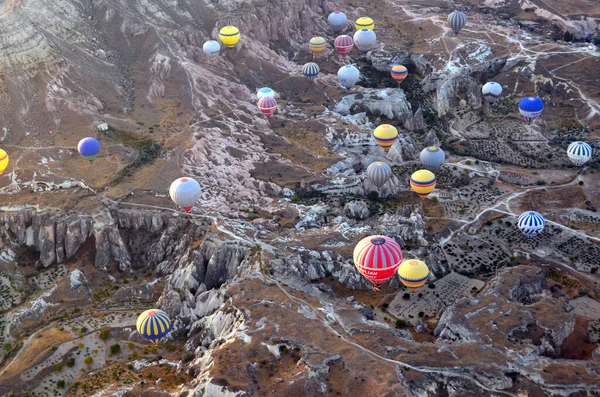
[391, 65, 408, 84]
[353, 29, 377, 52]
[567, 141, 592, 166]
[258, 96, 277, 119]
[397, 259, 430, 291]
[0, 149, 8, 175]
[203, 40, 220, 59]
[136, 309, 171, 346]
[518, 96, 544, 124]
[367, 161, 392, 189]
[328, 11, 348, 33]
[169, 177, 201, 212]
[482, 82, 502, 103]
[78, 137, 100, 162]
[219, 26, 240, 48]
[337, 65, 360, 89]
[355, 17, 374, 30]
[309, 36, 327, 56]
[353, 235, 403, 289]
[257, 87, 275, 99]
[302, 62, 320, 81]
[334, 35, 354, 56]
[518, 211, 545, 238]
[372, 124, 398, 152]
[448, 11, 467, 35]
[420, 146, 445, 172]
[410, 169, 436, 199]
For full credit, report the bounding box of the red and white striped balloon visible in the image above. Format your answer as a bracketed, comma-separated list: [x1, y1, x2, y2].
[334, 35, 354, 56]
[258, 96, 277, 119]
[353, 235, 403, 290]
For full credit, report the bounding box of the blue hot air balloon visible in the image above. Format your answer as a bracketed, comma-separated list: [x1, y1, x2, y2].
[366, 161, 392, 189]
[328, 11, 348, 33]
[257, 87, 275, 100]
[448, 11, 467, 35]
[338, 65, 360, 90]
[302, 62, 320, 82]
[518, 97, 544, 124]
[567, 141, 592, 166]
[518, 211, 545, 238]
[136, 309, 171, 346]
[353, 28, 377, 52]
[78, 137, 101, 163]
[420, 146, 445, 172]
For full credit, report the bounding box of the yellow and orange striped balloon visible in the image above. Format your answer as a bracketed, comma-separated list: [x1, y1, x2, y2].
[0, 149, 9, 175]
[372, 124, 398, 152]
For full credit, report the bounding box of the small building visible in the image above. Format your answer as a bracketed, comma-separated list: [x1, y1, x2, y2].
[96, 122, 109, 131]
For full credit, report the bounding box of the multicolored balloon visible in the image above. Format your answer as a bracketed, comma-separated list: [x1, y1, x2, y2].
[518, 211, 545, 238]
[328, 11, 348, 33]
[169, 177, 201, 213]
[337, 65, 360, 90]
[367, 161, 392, 189]
[257, 87, 275, 100]
[420, 146, 445, 172]
[355, 17, 374, 30]
[353, 28, 377, 52]
[567, 141, 592, 166]
[482, 82, 502, 103]
[518, 96, 544, 124]
[448, 11, 467, 35]
[136, 309, 171, 347]
[219, 26, 240, 49]
[372, 124, 398, 152]
[0, 149, 9, 175]
[397, 259, 430, 292]
[353, 235, 403, 290]
[78, 137, 100, 163]
[410, 169, 436, 199]
[302, 62, 320, 82]
[391, 65, 408, 85]
[308, 36, 327, 57]
[334, 35, 354, 56]
[258, 96, 278, 119]
[203, 40, 220, 61]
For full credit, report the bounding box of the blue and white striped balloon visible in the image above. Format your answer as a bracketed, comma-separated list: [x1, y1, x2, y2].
[448, 11, 467, 35]
[567, 141, 592, 166]
[367, 161, 392, 189]
[420, 146, 445, 172]
[518, 211, 545, 238]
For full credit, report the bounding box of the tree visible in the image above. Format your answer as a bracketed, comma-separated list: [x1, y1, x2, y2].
[110, 344, 121, 355]
[402, 293, 410, 300]
[66, 358, 75, 367]
[99, 330, 110, 340]
[56, 380, 65, 388]
[84, 356, 93, 366]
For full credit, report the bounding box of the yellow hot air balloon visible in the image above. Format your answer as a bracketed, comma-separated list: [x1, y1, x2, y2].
[308, 37, 327, 56]
[397, 259, 430, 292]
[0, 149, 8, 175]
[355, 17, 374, 30]
[219, 26, 241, 49]
[372, 124, 398, 152]
[410, 169, 436, 199]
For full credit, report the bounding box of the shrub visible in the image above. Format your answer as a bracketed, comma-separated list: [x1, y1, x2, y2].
[591, 267, 598, 274]
[99, 330, 110, 340]
[402, 293, 410, 300]
[418, 311, 425, 317]
[56, 380, 65, 388]
[427, 283, 435, 289]
[80, 327, 88, 334]
[128, 342, 134, 349]
[367, 191, 379, 201]
[182, 352, 194, 363]
[84, 356, 93, 366]
[55, 364, 63, 372]
[395, 319, 407, 328]
[66, 358, 75, 367]
[77, 343, 84, 349]
[465, 160, 472, 165]
[110, 344, 121, 355]
[578, 181, 584, 185]
[2, 343, 11, 352]
[166, 344, 176, 352]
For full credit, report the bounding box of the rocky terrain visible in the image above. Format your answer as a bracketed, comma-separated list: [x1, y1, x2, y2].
[0, 0, 599, 396]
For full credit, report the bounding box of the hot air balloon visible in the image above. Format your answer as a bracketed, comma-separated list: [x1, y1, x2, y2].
[353, 29, 377, 52]
[302, 62, 320, 82]
[169, 177, 201, 213]
[328, 11, 348, 33]
[353, 235, 403, 290]
[372, 124, 398, 152]
[397, 259, 430, 292]
[420, 146, 445, 172]
[448, 11, 467, 35]
[355, 17, 374, 30]
[258, 96, 277, 119]
[203, 40, 220, 61]
[0, 149, 9, 175]
[308, 37, 327, 57]
[518, 211, 545, 238]
[567, 141, 593, 166]
[334, 35, 354, 57]
[136, 309, 171, 347]
[482, 82, 502, 103]
[391, 65, 408, 85]
[78, 137, 100, 163]
[410, 169, 436, 199]
[257, 87, 275, 100]
[367, 161, 392, 189]
[337, 65, 360, 90]
[219, 26, 240, 49]
[518, 97, 544, 124]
